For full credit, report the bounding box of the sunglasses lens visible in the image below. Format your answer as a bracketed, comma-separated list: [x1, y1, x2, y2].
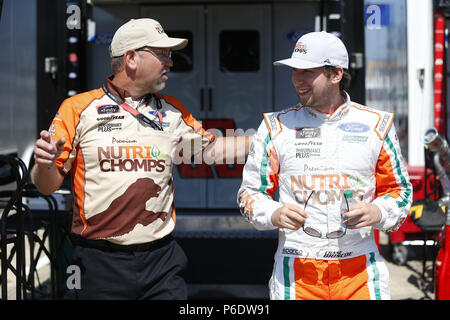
[327, 229, 346, 239]
[303, 226, 321, 238]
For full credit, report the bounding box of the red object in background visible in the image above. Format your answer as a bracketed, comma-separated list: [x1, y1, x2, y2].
[432, 10, 449, 300]
[435, 224, 450, 300]
[389, 166, 436, 244]
[68, 53, 78, 63]
[374, 229, 380, 251]
[373, 166, 431, 250]
[433, 10, 446, 136]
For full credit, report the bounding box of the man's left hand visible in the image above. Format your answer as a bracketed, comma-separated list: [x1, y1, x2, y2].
[342, 201, 382, 229]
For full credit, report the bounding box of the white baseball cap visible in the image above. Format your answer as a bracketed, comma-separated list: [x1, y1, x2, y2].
[109, 18, 188, 57]
[273, 31, 349, 69]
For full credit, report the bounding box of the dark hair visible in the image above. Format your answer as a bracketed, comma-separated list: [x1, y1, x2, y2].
[324, 65, 351, 91]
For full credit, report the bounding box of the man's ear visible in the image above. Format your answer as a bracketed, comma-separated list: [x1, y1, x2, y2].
[123, 49, 139, 71]
[331, 66, 344, 84]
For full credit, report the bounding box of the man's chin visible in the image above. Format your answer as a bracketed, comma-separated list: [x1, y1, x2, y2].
[152, 82, 166, 93]
[299, 97, 310, 107]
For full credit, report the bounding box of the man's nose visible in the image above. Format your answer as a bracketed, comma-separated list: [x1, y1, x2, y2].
[292, 74, 306, 85]
[164, 57, 173, 67]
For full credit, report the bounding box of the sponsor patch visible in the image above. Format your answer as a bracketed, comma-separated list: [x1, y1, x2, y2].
[282, 247, 304, 256]
[294, 42, 308, 54]
[338, 122, 370, 133]
[378, 114, 391, 134]
[49, 124, 56, 137]
[155, 24, 165, 34]
[296, 148, 321, 158]
[149, 110, 166, 118]
[248, 142, 255, 157]
[374, 112, 393, 140]
[342, 135, 368, 143]
[295, 140, 322, 146]
[97, 115, 125, 121]
[264, 113, 282, 138]
[97, 145, 167, 173]
[97, 104, 120, 114]
[296, 127, 320, 139]
[321, 250, 353, 258]
[98, 123, 122, 132]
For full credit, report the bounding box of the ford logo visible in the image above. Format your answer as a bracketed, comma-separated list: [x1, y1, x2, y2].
[338, 122, 370, 133]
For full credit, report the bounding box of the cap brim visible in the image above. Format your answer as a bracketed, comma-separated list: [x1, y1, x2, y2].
[149, 37, 188, 50]
[273, 58, 325, 69]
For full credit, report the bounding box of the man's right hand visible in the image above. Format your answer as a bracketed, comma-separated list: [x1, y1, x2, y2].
[33, 130, 66, 168]
[271, 204, 308, 230]
[31, 130, 66, 195]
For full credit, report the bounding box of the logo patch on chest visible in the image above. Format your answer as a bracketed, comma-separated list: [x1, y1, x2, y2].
[338, 122, 370, 133]
[296, 127, 321, 139]
[97, 104, 120, 114]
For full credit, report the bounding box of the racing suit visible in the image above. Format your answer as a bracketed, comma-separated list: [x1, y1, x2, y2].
[238, 93, 412, 299]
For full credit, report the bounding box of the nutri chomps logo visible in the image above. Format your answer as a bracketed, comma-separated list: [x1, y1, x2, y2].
[97, 145, 166, 172]
[286, 173, 365, 205]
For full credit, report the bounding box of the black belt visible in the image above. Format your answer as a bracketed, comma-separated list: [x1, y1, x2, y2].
[71, 233, 174, 252]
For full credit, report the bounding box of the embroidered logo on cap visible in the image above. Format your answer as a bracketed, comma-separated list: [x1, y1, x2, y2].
[155, 24, 165, 34]
[294, 42, 308, 54]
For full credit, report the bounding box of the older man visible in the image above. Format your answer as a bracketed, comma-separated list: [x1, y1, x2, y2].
[32, 18, 250, 299]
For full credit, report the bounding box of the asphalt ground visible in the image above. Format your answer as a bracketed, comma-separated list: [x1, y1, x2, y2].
[1, 231, 437, 300]
[378, 231, 435, 300]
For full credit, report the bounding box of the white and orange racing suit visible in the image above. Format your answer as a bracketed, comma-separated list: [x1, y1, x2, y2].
[238, 93, 412, 299]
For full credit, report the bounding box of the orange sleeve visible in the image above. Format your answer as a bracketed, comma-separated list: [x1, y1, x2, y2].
[51, 89, 105, 170]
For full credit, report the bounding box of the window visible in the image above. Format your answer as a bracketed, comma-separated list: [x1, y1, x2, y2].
[220, 30, 260, 72]
[168, 30, 193, 73]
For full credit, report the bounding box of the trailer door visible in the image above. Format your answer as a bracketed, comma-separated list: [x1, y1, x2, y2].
[141, 4, 272, 209]
[141, 5, 208, 208]
[205, 4, 272, 208]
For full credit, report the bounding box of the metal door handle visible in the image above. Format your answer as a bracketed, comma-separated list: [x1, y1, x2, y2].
[200, 88, 204, 111]
[208, 88, 213, 111]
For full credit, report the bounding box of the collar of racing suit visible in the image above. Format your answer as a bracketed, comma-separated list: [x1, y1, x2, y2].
[105, 75, 130, 100]
[303, 91, 351, 122]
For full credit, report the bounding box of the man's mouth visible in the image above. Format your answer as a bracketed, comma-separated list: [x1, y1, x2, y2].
[297, 88, 310, 96]
[161, 70, 170, 80]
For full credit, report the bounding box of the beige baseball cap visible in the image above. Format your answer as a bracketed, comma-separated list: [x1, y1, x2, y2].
[109, 18, 188, 57]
